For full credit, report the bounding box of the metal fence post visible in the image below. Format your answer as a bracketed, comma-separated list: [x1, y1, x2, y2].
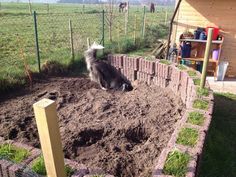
[134, 14, 137, 45]
[142, 6, 146, 38]
[33, 11, 41, 72]
[102, 9, 105, 47]
[69, 19, 74, 61]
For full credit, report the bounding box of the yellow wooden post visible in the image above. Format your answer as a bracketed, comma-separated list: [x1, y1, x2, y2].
[33, 98, 66, 177]
[200, 28, 213, 88]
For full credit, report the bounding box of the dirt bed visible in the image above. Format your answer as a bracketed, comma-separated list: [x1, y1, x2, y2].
[0, 77, 184, 177]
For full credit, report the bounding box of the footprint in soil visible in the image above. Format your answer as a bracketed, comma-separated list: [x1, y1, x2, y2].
[124, 123, 150, 144]
[93, 101, 112, 113]
[47, 91, 59, 100]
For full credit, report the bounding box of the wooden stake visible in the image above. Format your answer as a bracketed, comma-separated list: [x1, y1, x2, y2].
[28, 0, 32, 15]
[33, 99, 66, 177]
[47, 3, 49, 14]
[200, 28, 213, 88]
[134, 14, 137, 45]
[69, 19, 74, 61]
[165, 9, 168, 25]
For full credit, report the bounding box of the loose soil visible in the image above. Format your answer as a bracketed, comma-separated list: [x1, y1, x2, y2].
[0, 76, 184, 177]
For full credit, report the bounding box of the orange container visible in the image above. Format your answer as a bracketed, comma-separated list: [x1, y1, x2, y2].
[206, 26, 220, 40]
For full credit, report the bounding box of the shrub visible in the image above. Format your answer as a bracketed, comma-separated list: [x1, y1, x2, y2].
[176, 128, 198, 147]
[145, 24, 169, 47]
[163, 150, 190, 177]
[0, 143, 30, 163]
[187, 111, 205, 125]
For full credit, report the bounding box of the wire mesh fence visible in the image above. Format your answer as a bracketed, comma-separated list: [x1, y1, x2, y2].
[0, 2, 173, 89]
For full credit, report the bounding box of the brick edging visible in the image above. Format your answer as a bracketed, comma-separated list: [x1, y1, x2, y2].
[108, 54, 214, 177]
[0, 138, 114, 177]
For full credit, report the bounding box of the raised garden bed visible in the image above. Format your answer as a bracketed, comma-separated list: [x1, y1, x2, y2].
[0, 54, 214, 177]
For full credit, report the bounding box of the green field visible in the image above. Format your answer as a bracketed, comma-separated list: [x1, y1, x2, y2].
[0, 2, 173, 91]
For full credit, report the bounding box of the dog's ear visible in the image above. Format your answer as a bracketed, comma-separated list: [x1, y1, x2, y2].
[90, 42, 104, 50]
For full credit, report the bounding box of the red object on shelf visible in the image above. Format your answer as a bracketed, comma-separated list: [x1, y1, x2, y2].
[206, 26, 220, 40]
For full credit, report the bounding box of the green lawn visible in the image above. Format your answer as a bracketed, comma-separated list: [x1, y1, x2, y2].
[0, 2, 173, 92]
[198, 93, 236, 177]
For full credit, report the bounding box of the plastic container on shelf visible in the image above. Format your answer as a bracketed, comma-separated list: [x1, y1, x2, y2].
[217, 61, 229, 81]
[212, 49, 219, 60]
[206, 26, 220, 40]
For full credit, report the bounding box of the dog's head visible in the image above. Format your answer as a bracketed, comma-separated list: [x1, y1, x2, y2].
[84, 42, 104, 58]
[90, 42, 104, 50]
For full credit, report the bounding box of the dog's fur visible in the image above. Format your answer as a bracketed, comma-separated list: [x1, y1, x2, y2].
[84, 43, 133, 91]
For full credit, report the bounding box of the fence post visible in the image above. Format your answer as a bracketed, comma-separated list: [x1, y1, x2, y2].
[83, 4, 85, 14]
[28, 0, 32, 15]
[102, 9, 105, 50]
[47, 3, 49, 14]
[133, 14, 137, 45]
[124, 1, 129, 35]
[69, 19, 74, 61]
[165, 9, 168, 25]
[200, 28, 213, 88]
[33, 98, 66, 177]
[33, 11, 41, 72]
[142, 6, 146, 38]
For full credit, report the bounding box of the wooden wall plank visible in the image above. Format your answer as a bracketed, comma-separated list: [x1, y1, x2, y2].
[173, 0, 236, 77]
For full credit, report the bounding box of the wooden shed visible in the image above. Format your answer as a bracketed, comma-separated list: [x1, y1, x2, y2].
[171, 0, 236, 77]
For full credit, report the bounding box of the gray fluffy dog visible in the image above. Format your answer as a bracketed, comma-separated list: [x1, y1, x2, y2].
[84, 42, 133, 91]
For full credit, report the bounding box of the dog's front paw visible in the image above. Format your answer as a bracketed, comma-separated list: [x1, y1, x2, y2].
[101, 87, 108, 91]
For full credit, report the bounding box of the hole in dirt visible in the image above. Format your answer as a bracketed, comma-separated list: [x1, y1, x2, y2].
[74, 128, 104, 147]
[9, 128, 18, 139]
[125, 123, 150, 144]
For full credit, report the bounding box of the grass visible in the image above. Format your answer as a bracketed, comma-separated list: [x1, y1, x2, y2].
[0, 143, 30, 163]
[197, 87, 209, 96]
[127, 47, 152, 57]
[187, 70, 197, 77]
[198, 93, 236, 177]
[160, 59, 171, 65]
[177, 64, 187, 70]
[31, 156, 46, 175]
[193, 78, 200, 86]
[176, 128, 198, 147]
[0, 2, 174, 93]
[193, 99, 209, 110]
[31, 156, 74, 176]
[163, 150, 190, 177]
[187, 111, 205, 126]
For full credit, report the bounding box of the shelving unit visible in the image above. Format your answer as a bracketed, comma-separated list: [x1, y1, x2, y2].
[177, 38, 224, 77]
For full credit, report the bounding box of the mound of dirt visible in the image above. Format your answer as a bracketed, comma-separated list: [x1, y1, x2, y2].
[0, 77, 184, 177]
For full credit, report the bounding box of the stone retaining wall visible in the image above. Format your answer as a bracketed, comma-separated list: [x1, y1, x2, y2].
[108, 54, 214, 177]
